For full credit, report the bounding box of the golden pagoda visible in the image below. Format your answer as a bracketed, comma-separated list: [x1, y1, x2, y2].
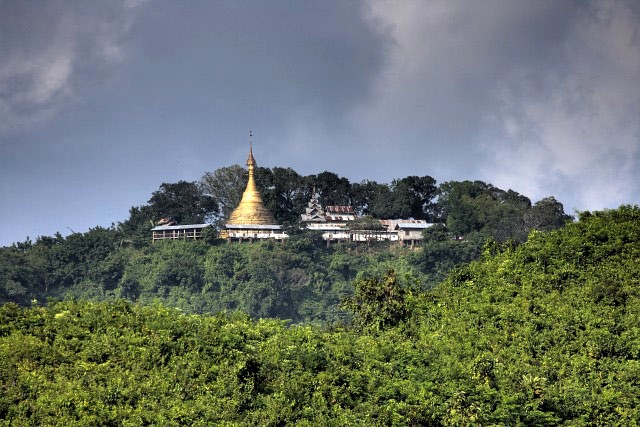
[227, 143, 277, 225]
[222, 137, 285, 242]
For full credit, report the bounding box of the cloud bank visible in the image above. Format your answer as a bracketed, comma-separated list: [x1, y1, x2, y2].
[361, 0, 640, 210]
[1, 0, 639, 245]
[487, 0, 640, 210]
[0, 0, 146, 135]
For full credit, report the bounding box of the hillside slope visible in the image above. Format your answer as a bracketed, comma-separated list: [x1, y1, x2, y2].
[1, 206, 638, 425]
[412, 205, 640, 424]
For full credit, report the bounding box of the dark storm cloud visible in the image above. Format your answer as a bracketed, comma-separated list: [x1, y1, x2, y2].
[121, 1, 389, 137]
[337, 0, 640, 212]
[348, 1, 581, 171]
[0, 0, 389, 245]
[1, 0, 639, 246]
[0, 0, 146, 136]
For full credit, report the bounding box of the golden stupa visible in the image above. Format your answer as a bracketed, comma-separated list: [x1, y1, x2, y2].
[226, 143, 277, 225]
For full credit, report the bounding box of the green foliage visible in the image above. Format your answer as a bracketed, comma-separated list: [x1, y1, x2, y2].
[340, 269, 414, 331]
[351, 175, 438, 220]
[255, 166, 312, 225]
[417, 225, 487, 288]
[314, 170, 352, 207]
[438, 180, 571, 241]
[412, 205, 640, 425]
[117, 205, 156, 244]
[2, 226, 434, 324]
[388, 175, 438, 220]
[147, 180, 218, 224]
[0, 206, 638, 425]
[200, 164, 248, 225]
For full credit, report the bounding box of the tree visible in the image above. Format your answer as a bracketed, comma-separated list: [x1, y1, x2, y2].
[148, 181, 217, 224]
[368, 185, 396, 219]
[526, 196, 572, 231]
[200, 165, 248, 225]
[340, 269, 413, 331]
[255, 167, 310, 224]
[418, 225, 486, 286]
[0, 246, 43, 304]
[351, 180, 389, 216]
[362, 176, 437, 220]
[118, 205, 156, 243]
[313, 171, 352, 206]
[436, 180, 563, 242]
[438, 181, 485, 236]
[390, 175, 438, 220]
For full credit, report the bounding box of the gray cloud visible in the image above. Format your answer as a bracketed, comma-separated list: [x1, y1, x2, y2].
[326, 0, 581, 177]
[0, 0, 389, 245]
[1, 0, 639, 245]
[0, 0, 147, 136]
[484, 0, 640, 209]
[321, 0, 639, 211]
[125, 1, 388, 130]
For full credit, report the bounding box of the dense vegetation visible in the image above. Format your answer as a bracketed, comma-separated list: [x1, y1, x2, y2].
[1, 206, 638, 425]
[0, 166, 570, 321]
[0, 233, 442, 324]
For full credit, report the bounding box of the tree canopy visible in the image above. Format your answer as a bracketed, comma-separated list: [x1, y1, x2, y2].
[147, 181, 218, 224]
[1, 206, 638, 425]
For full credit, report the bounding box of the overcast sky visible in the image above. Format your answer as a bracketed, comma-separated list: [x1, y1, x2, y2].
[1, 0, 639, 246]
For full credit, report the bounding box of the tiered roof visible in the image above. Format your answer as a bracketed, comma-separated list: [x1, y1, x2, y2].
[300, 192, 326, 222]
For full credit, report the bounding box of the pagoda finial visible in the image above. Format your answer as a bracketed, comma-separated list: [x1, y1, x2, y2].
[247, 130, 256, 168]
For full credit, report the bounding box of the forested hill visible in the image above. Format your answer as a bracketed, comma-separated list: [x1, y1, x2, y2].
[0, 166, 571, 318]
[1, 206, 638, 425]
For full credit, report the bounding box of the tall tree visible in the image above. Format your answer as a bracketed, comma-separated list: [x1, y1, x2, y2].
[148, 181, 217, 224]
[439, 181, 528, 239]
[268, 167, 310, 224]
[437, 181, 483, 236]
[368, 185, 395, 219]
[340, 269, 413, 331]
[390, 175, 438, 220]
[351, 180, 389, 216]
[437, 180, 570, 242]
[313, 171, 352, 206]
[200, 165, 247, 224]
[526, 196, 572, 231]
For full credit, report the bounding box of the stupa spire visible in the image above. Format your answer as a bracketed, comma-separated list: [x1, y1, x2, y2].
[247, 131, 256, 168]
[226, 133, 277, 226]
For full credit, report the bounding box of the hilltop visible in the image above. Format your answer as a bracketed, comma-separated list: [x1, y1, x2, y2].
[0, 166, 571, 322]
